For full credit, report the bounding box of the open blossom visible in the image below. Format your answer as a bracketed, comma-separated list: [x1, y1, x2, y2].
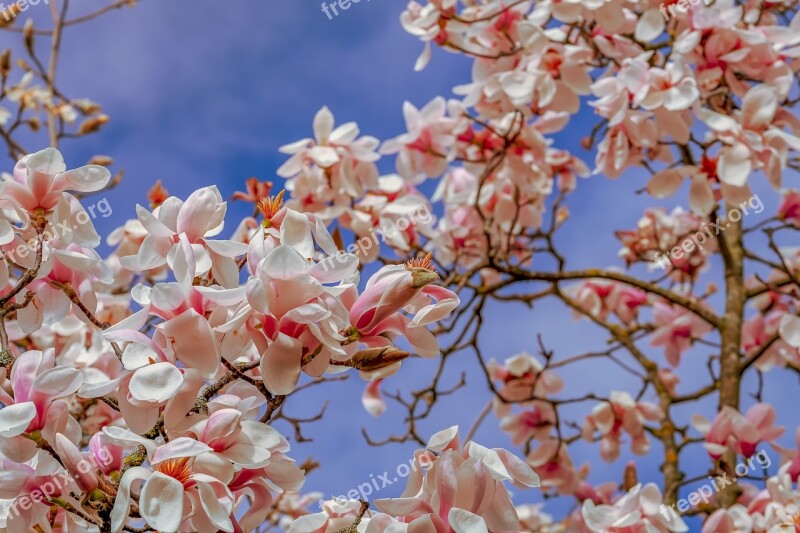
[489, 351, 564, 406]
[778, 189, 800, 226]
[0, 453, 86, 532]
[569, 279, 648, 324]
[699, 84, 800, 190]
[109, 437, 234, 532]
[582, 391, 664, 462]
[582, 483, 688, 532]
[692, 403, 784, 459]
[0, 349, 82, 462]
[371, 426, 540, 532]
[119, 185, 248, 288]
[346, 254, 459, 360]
[701, 462, 800, 532]
[1, 147, 110, 216]
[278, 106, 380, 206]
[381, 97, 457, 182]
[526, 438, 581, 496]
[650, 302, 713, 366]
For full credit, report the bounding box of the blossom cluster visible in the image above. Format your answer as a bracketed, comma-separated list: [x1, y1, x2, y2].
[0, 148, 461, 532]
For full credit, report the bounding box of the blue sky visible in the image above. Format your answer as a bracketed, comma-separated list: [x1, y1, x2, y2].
[3, 0, 799, 526]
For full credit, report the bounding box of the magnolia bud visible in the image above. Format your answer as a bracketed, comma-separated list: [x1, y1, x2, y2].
[23, 19, 34, 53]
[0, 49, 10, 77]
[78, 114, 109, 135]
[623, 461, 638, 491]
[89, 155, 114, 167]
[55, 434, 99, 492]
[346, 347, 410, 372]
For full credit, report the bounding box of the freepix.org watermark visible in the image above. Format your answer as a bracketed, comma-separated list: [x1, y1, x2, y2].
[659, 448, 772, 520]
[320, 452, 435, 508]
[320, 203, 433, 271]
[3, 197, 112, 265]
[652, 194, 764, 270]
[658, 0, 713, 21]
[0, 0, 49, 22]
[7, 445, 114, 519]
[320, 0, 373, 20]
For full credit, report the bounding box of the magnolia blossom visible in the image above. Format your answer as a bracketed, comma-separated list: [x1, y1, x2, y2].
[0, 349, 82, 462]
[582, 483, 688, 532]
[372, 426, 540, 532]
[582, 391, 664, 462]
[1, 148, 109, 245]
[699, 84, 800, 191]
[346, 254, 459, 362]
[693, 404, 784, 459]
[120, 185, 248, 288]
[650, 302, 713, 366]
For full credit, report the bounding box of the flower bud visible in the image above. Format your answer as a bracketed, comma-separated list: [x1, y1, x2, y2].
[623, 461, 637, 491]
[346, 347, 410, 372]
[55, 433, 99, 492]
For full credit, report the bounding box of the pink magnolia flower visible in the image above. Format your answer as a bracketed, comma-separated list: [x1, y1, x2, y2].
[526, 438, 581, 496]
[120, 185, 248, 288]
[278, 106, 380, 206]
[15, 242, 113, 334]
[582, 391, 664, 462]
[489, 351, 564, 408]
[500, 401, 557, 446]
[177, 406, 281, 469]
[693, 403, 784, 459]
[742, 312, 799, 371]
[362, 378, 386, 417]
[346, 254, 459, 359]
[700, 506, 754, 533]
[0, 454, 87, 532]
[240, 242, 358, 394]
[568, 279, 648, 324]
[0, 147, 110, 215]
[381, 97, 456, 182]
[698, 84, 800, 190]
[372, 426, 540, 532]
[108, 436, 234, 533]
[581, 482, 688, 532]
[778, 189, 800, 227]
[0, 349, 82, 462]
[650, 302, 713, 366]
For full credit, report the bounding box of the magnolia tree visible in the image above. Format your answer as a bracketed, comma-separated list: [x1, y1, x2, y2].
[0, 0, 800, 532]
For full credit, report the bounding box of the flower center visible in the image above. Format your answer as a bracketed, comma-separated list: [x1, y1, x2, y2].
[155, 457, 194, 488]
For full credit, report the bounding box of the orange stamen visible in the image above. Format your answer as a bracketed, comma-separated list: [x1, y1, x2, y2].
[154, 457, 193, 488]
[405, 252, 435, 272]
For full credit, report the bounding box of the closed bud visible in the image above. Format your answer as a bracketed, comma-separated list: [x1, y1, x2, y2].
[78, 114, 109, 135]
[89, 155, 114, 167]
[55, 434, 99, 492]
[623, 461, 638, 491]
[0, 49, 10, 77]
[346, 346, 410, 372]
[23, 19, 34, 53]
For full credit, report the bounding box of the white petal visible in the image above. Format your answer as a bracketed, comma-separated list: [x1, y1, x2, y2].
[152, 437, 212, 464]
[0, 402, 37, 437]
[448, 509, 489, 533]
[779, 314, 800, 348]
[140, 472, 185, 533]
[635, 9, 666, 43]
[129, 362, 183, 403]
